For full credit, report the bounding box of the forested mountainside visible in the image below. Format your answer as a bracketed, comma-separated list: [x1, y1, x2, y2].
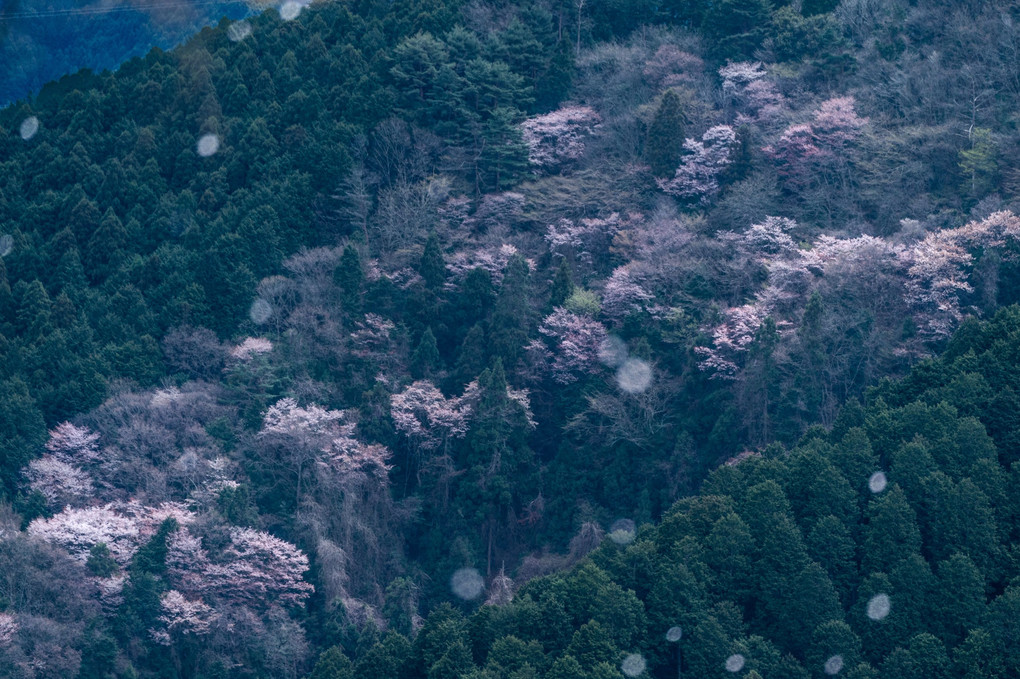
[2, 0, 1020, 676]
[0, 0, 253, 106]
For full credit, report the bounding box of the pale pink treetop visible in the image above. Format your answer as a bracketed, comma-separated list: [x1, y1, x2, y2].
[900, 211, 1020, 337]
[155, 590, 217, 642]
[537, 308, 610, 384]
[27, 501, 194, 565]
[45, 422, 100, 462]
[520, 106, 601, 170]
[390, 381, 470, 451]
[812, 96, 867, 147]
[259, 397, 346, 441]
[740, 216, 799, 258]
[657, 126, 737, 202]
[719, 61, 767, 89]
[446, 244, 527, 285]
[229, 337, 274, 361]
[202, 528, 314, 606]
[644, 45, 703, 87]
[601, 266, 655, 320]
[25, 455, 94, 507]
[349, 314, 396, 357]
[325, 435, 393, 478]
[0, 612, 17, 645]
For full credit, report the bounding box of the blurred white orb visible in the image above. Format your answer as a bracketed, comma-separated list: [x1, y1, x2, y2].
[867, 593, 891, 620]
[450, 568, 484, 600]
[824, 655, 844, 675]
[598, 335, 628, 368]
[608, 518, 636, 545]
[725, 654, 745, 673]
[249, 299, 273, 324]
[280, 1, 302, 20]
[868, 471, 887, 493]
[197, 134, 220, 157]
[666, 626, 683, 642]
[19, 116, 39, 140]
[227, 20, 252, 41]
[617, 358, 652, 394]
[0, 234, 12, 257]
[621, 654, 646, 677]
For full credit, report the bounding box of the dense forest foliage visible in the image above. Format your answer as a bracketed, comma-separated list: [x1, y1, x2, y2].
[0, 0, 253, 106]
[2, 0, 1020, 676]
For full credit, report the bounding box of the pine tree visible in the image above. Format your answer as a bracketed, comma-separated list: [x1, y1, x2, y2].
[549, 258, 575, 309]
[310, 646, 354, 679]
[645, 89, 687, 177]
[419, 232, 447, 290]
[411, 327, 441, 379]
[489, 255, 531, 368]
[334, 244, 364, 311]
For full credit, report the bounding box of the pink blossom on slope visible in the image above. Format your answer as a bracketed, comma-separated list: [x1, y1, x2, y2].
[202, 528, 314, 607]
[229, 337, 274, 361]
[657, 126, 736, 202]
[538, 308, 609, 384]
[154, 590, 217, 642]
[45, 422, 100, 462]
[390, 380, 470, 451]
[25, 455, 94, 507]
[520, 106, 601, 171]
[259, 398, 346, 440]
[0, 613, 17, 645]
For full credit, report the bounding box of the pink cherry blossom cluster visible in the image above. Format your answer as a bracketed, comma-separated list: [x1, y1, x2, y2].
[520, 106, 601, 171]
[657, 125, 737, 202]
[536, 308, 610, 384]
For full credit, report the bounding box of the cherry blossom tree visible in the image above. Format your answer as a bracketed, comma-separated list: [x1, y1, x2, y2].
[0, 613, 16, 645]
[765, 97, 866, 192]
[446, 244, 527, 286]
[644, 45, 703, 88]
[390, 381, 470, 454]
[27, 501, 194, 565]
[657, 126, 737, 202]
[258, 397, 350, 509]
[901, 211, 1020, 338]
[229, 337, 274, 361]
[601, 266, 655, 320]
[153, 590, 217, 643]
[44, 422, 100, 462]
[536, 308, 609, 384]
[204, 528, 314, 607]
[740, 216, 799, 257]
[520, 106, 601, 173]
[25, 456, 94, 507]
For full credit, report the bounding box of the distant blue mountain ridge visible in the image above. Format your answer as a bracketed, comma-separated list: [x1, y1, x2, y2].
[0, 0, 256, 106]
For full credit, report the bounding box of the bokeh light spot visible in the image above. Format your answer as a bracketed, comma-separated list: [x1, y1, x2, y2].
[598, 335, 628, 368]
[824, 655, 844, 675]
[616, 358, 652, 393]
[280, 1, 302, 20]
[725, 654, 745, 672]
[227, 20, 252, 41]
[450, 568, 484, 600]
[868, 471, 887, 493]
[621, 654, 646, 677]
[666, 626, 683, 642]
[867, 593, 891, 620]
[197, 134, 220, 157]
[19, 116, 39, 140]
[608, 518, 636, 545]
[249, 299, 273, 324]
